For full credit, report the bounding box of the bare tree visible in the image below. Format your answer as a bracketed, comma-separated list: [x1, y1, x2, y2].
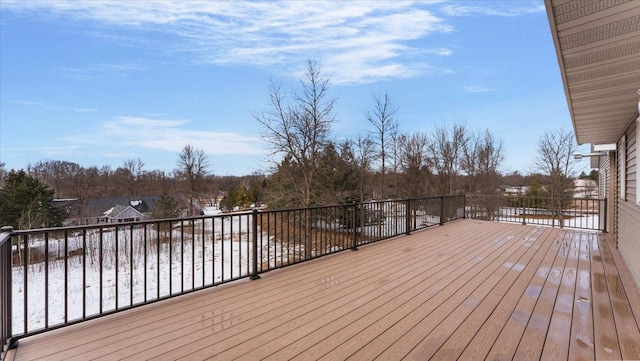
[462, 129, 504, 195]
[367, 92, 398, 199]
[427, 123, 468, 195]
[253, 60, 337, 208]
[397, 133, 431, 198]
[533, 129, 578, 227]
[352, 135, 376, 203]
[123, 158, 145, 196]
[534, 129, 578, 198]
[176, 144, 209, 216]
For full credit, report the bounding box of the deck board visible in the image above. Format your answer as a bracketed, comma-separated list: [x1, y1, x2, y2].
[11, 220, 640, 361]
[256, 224, 494, 361]
[599, 232, 640, 360]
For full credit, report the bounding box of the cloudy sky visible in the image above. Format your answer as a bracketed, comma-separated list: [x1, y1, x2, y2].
[0, 0, 589, 176]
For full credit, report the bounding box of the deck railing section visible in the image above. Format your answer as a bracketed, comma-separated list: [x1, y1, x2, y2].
[0, 195, 465, 355]
[466, 194, 606, 231]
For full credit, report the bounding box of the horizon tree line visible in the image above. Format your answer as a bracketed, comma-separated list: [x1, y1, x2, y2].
[0, 62, 585, 229]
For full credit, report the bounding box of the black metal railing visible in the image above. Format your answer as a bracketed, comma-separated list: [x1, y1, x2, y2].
[0, 195, 465, 354]
[1, 227, 14, 361]
[466, 195, 606, 231]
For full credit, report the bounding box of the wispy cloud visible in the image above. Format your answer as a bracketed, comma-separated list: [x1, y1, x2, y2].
[464, 85, 497, 93]
[2, 1, 456, 84]
[10, 100, 46, 106]
[61, 63, 145, 80]
[69, 116, 265, 155]
[2, 145, 79, 158]
[10, 99, 97, 113]
[440, 2, 545, 17]
[73, 108, 98, 113]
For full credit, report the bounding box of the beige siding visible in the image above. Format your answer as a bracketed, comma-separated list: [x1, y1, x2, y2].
[617, 118, 640, 289]
[598, 155, 613, 233]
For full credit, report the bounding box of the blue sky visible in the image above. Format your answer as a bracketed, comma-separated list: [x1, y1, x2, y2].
[0, 0, 591, 176]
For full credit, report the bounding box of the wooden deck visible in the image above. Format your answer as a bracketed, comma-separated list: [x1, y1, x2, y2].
[8, 220, 640, 360]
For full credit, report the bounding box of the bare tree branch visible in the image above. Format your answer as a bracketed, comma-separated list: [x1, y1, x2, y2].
[367, 92, 399, 199]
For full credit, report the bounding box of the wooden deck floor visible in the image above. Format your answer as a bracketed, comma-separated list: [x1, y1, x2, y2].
[9, 220, 640, 360]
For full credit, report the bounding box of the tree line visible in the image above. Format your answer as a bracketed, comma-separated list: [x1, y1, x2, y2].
[255, 60, 506, 209]
[0, 60, 585, 229]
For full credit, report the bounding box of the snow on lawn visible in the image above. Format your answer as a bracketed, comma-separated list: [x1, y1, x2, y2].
[11, 216, 264, 334]
[10, 211, 443, 335]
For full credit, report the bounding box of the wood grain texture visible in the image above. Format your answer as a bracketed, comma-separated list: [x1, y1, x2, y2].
[11, 220, 640, 361]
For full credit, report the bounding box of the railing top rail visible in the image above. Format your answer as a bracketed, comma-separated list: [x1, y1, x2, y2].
[8, 210, 257, 235]
[468, 194, 605, 202]
[6, 195, 467, 234]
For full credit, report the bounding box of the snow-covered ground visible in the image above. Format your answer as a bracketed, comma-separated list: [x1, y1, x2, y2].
[10, 209, 453, 335]
[467, 206, 603, 231]
[11, 216, 262, 334]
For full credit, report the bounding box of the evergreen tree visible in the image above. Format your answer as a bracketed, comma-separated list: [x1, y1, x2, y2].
[153, 195, 179, 219]
[0, 170, 64, 229]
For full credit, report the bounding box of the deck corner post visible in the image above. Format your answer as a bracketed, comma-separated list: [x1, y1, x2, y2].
[405, 198, 412, 235]
[250, 209, 261, 280]
[463, 194, 467, 219]
[521, 197, 526, 225]
[351, 203, 358, 251]
[439, 197, 444, 226]
[1, 226, 14, 361]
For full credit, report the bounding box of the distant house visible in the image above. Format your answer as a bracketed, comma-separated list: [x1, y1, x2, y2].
[56, 195, 163, 225]
[503, 186, 529, 196]
[92, 196, 161, 224]
[99, 204, 145, 223]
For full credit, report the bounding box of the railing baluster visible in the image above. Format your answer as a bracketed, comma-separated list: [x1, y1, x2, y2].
[44, 232, 49, 328]
[228, 216, 236, 280]
[22, 235, 28, 334]
[201, 219, 205, 288]
[180, 220, 184, 293]
[251, 209, 260, 280]
[129, 225, 133, 307]
[168, 226, 172, 296]
[221, 215, 225, 282]
[63, 231, 68, 323]
[99, 228, 103, 315]
[83, 229, 87, 319]
[191, 221, 195, 291]
[211, 217, 215, 285]
[156, 224, 160, 300]
[115, 227, 119, 309]
[144, 224, 147, 302]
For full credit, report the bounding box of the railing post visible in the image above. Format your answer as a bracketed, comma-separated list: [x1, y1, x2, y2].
[521, 196, 526, 225]
[463, 195, 467, 219]
[351, 203, 358, 250]
[250, 209, 260, 280]
[405, 198, 411, 235]
[558, 198, 564, 229]
[439, 197, 444, 226]
[1, 226, 16, 359]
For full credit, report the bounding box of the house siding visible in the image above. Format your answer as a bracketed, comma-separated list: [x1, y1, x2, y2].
[598, 154, 613, 233]
[617, 118, 640, 288]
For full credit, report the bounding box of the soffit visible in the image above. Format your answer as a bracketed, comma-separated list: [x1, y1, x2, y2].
[546, 0, 640, 145]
